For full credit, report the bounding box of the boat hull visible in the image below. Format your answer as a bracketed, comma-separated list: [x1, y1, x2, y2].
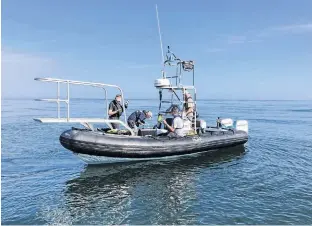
[75, 151, 219, 164]
[60, 128, 248, 163]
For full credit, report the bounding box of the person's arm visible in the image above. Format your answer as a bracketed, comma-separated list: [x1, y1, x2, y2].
[108, 102, 120, 116]
[137, 120, 145, 126]
[108, 109, 120, 116]
[186, 107, 193, 115]
[163, 120, 175, 132]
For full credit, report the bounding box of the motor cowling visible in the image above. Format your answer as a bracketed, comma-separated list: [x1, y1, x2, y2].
[216, 118, 234, 129]
[234, 120, 248, 134]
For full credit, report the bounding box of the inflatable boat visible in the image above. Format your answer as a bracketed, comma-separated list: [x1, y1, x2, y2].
[34, 51, 248, 164]
[33, 46, 248, 164]
[59, 126, 247, 164]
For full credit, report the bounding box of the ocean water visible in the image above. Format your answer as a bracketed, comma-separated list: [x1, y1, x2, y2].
[1, 99, 312, 225]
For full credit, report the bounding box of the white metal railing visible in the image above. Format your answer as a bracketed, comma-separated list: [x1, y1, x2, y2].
[33, 118, 135, 136]
[34, 77, 127, 122]
[157, 86, 197, 131]
[34, 77, 134, 134]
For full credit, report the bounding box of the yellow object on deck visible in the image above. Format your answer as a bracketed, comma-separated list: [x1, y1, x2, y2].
[186, 130, 197, 136]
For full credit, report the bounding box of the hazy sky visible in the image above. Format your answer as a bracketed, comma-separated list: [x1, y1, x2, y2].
[2, 0, 312, 100]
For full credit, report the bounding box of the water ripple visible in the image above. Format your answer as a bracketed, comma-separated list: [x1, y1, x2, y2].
[2, 99, 312, 224]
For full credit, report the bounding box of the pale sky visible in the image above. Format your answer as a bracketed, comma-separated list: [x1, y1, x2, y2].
[2, 0, 312, 100]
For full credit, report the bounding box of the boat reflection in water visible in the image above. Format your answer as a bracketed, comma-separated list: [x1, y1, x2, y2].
[63, 146, 246, 224]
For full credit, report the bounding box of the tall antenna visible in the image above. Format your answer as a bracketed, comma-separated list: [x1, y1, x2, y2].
[156, 4, 164, 65]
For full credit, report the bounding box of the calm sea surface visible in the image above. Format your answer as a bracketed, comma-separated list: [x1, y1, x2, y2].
[2, 99, 312, 224]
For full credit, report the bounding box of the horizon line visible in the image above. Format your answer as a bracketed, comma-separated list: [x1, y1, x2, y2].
[2, 97, 312, 101]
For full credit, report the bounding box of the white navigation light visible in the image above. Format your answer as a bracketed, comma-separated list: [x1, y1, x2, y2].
[154, 78, 170, 88]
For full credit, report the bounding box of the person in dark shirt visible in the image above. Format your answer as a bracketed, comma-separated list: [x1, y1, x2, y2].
[127, 110, 153, 129]
[108, 94, 128, 129]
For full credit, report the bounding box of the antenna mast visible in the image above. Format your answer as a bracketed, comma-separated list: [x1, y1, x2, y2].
[156, 4, 164, 65]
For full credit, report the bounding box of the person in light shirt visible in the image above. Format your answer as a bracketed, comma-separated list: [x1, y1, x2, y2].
[162, 106, 186, 137]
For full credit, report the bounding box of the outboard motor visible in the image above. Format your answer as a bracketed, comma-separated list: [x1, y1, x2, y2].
[216, 117, 249, 134]
[217, 118, 234, 129]
[234, 120, 249, 134]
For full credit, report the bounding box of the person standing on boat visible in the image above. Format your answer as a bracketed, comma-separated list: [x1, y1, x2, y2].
[127, 110, 153, 130]
[163, 106, 186, 137]
[183, 91, 194, 121]
[108, 94, 128, 129]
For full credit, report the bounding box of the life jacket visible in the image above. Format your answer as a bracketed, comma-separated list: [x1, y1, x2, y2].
[109, 100, 123, 118]
[184, 96, 193, 110]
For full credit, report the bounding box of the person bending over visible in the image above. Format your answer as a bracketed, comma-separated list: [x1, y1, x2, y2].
[127, 110, 153, 130]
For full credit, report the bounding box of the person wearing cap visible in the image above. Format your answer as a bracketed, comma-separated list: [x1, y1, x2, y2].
[183, 91, 194, 121]
[162, 106, 186, 137]
[127, 110, 153, 130]
[108, 94, 128, 129]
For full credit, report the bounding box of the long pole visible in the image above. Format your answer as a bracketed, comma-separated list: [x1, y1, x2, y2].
[57, 82, 60, 119]
[156, 4, 164, 65]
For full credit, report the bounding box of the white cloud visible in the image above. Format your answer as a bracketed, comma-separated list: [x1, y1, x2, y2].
[226, 35, 263, 45]
[217, 22, 312, 50]
[1, 49, 159, 99]
[257, 23, 312, 37]
[271, 23, 312, 33]
[2, 49, 57, 98]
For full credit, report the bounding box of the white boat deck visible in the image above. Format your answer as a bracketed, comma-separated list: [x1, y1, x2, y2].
[33, 118, 113, 123]
[34, 118, 135, 135]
